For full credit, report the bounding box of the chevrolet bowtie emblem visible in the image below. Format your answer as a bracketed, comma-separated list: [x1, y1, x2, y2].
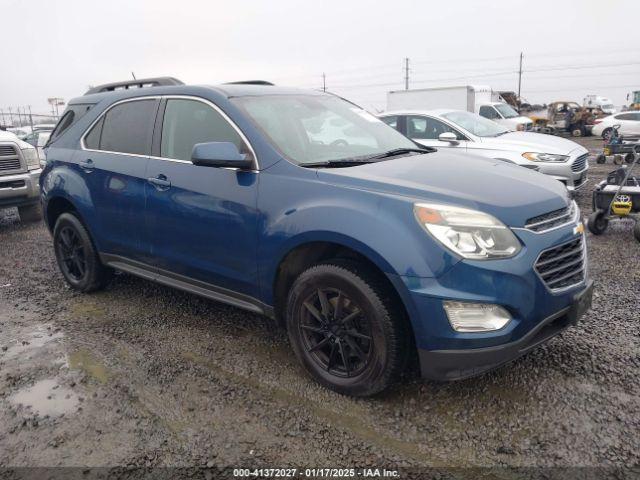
[574, 222, 585, 235]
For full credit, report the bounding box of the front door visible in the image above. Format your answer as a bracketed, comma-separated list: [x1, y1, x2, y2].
[144, 97, 260, 298]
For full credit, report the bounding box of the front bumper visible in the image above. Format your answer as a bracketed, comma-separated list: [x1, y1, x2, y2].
[391, 223, 591, 381]
[0, 169, 41, 208]
[418, 280, 593, 381]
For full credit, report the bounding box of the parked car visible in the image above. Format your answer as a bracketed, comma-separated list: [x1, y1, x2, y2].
[592, 112, 640, 140]
[387, 85, 534, 131]
[41, 77, 593, 396]
[0, 130, 43, 221]
[379, 109, 589, 192]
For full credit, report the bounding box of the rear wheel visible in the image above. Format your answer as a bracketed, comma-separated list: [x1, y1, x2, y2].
[18, 204, 42, 222]
[286, 261, 409, 397]
[588, 210, 609, 235]
[624, 153, 635, 164]
[596, 154, 607, 164]
[613, 154, 624, 166]
[53, 213, 112, 292]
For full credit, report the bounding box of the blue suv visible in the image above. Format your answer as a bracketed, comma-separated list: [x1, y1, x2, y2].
[40, 77, 593, 396]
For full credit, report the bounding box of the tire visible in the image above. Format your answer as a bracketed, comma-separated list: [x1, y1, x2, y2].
[286, 261, 409, 397]
[571, 127, 583, 137]
[53, 213, 112, 292]
[588, 210, 609, 235]
[613, 154, 624, 166]
[596, 154, 606, 164]
[624, 153, 635, 164]
[634, 222, 640, 243]
[18, 204, 42, 222]
[602, 128, 613, 141]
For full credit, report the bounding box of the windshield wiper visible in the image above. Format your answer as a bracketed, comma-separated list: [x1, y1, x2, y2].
[370, 147, 435, 159]
[299, 147, 434, 168]
[299, 159, 378, 168]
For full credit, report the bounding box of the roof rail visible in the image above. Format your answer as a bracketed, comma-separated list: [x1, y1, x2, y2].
[224, 80, 274, 86]
[85, 77, 184, 95]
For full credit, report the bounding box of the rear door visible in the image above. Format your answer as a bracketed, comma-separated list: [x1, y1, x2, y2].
[80, 97, 159, 261]
[405, 115, 468, 151]
[143, 96, 260, 298]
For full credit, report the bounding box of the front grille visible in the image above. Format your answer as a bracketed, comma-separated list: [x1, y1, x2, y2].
[571, 154, 588, 172]
[0, 158, 21, 171]
[535, 237, 585, 291]
[0, 145, 17, 156]
[525, 203, 575, 232]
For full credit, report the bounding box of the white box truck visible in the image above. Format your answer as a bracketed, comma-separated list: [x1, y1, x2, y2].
[387, 85, 533, 131]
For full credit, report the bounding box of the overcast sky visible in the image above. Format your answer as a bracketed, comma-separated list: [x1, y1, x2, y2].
[2, 0, 639, 120]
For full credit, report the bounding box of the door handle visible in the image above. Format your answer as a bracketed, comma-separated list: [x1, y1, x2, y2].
[79, 159, 94, 172]
[148, 174, 171, 190]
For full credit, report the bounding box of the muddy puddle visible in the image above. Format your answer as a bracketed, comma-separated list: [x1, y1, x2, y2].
[9, 378, 79, 417]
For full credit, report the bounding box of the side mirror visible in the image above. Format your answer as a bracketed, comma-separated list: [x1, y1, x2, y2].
[438, 132, 459, 144]
[191, 142, 253, 169]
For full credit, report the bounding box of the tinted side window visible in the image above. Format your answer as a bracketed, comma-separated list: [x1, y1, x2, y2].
[381, 116, 398, 130]
[84, 117, 104, 150]
[100, 100, 156, 155]
[160, 99, 251, 161]
[615, 113, 634, 121]
[479, 106, 499, 119]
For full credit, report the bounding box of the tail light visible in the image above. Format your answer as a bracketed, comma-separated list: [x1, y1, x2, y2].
[594, 119, 603, 124]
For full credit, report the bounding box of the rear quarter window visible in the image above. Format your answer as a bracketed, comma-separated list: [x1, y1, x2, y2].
[48, 104, 95, 143]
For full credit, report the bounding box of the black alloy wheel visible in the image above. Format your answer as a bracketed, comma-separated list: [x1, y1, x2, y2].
[53, 213, 112, 292]
[286, 261, 409, 397]
[56, 226, 87, 282]
[298, 287, 373, 378]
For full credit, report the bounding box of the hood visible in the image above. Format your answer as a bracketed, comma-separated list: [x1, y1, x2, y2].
[317, 151, 570, 228]
[0, 130, 32, 150]
[477, 131, 588, 156]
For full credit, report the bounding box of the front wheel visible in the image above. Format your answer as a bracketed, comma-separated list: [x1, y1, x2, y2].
[588, 210, 609, 235]
[53, 213, 112, 292]
[624, 153, 635, 164]
[286, 262, 409, 397]
[596, 154, 606, 164]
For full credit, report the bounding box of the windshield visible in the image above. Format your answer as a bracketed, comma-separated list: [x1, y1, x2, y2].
[442, 111, 510, 137]
[495, 103, 519, 119]
[232, 94, 417, 165]
[602, 104, 614, 110]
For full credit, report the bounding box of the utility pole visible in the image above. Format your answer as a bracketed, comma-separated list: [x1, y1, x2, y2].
[517, 52, 523, 108]
[404, 57, 410, 90]
[322, 72, 326, 92]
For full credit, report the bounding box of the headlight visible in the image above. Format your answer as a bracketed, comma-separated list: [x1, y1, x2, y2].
[21, 147, 40, 170]
[522, 152, 569, 163]
[414, 203, 521, 260]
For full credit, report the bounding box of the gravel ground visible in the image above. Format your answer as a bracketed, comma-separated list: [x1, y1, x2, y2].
[0, 137, 639, 477]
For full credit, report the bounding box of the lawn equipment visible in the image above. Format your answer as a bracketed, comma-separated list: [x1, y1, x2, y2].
[595, 124, 640, 165]
[589, 145, 640, 242]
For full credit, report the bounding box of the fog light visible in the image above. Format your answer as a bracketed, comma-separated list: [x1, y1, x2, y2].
[443, 301, 511, 332]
